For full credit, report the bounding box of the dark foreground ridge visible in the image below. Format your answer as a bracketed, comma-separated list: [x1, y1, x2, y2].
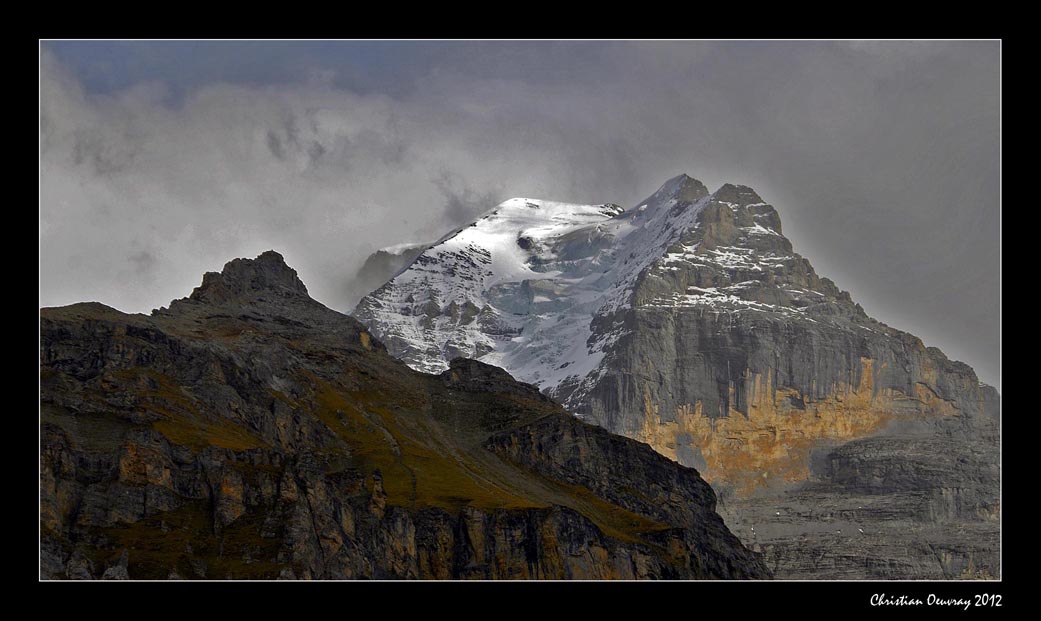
[40, 251, 769, 580]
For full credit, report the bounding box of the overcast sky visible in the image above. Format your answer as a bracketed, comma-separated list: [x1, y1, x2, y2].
[39, 40, 1000, 388]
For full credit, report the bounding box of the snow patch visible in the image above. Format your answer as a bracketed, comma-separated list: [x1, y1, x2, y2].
[380, 242, 429, 255]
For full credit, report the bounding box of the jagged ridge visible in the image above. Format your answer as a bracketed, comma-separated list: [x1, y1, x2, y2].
[40, 251, 769, 580]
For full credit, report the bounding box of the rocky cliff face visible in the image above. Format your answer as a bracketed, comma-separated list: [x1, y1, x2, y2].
[40, 251, 768, 580]
[584, 180, 993, 494]
[718, 394, 1000, 579]
[355, 175, 996, 491]
[353, 175, 1000, 578]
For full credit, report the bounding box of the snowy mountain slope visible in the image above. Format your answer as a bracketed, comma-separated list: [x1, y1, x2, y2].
[353, 174, 713, 390]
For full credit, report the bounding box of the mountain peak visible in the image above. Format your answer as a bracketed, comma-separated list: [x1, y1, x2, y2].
[350, 174, 998, 580]
[652, 174, 710, 204]
[189, 250, 309, 305]
[713, 183, 765, 207]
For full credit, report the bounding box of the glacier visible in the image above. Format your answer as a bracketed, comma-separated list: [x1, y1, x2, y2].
[353, 174, 794, 410]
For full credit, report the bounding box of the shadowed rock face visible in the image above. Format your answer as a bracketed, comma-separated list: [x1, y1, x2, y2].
[353, 175, 1000, 579]
[192, 250, 312, 304]
[352, 243, 431, 305]
[39, 251, 768, 580]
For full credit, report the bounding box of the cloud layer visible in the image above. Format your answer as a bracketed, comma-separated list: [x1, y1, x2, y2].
[39, 41, 1000, 387]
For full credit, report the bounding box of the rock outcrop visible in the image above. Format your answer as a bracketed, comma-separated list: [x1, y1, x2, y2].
[40, 251, 768, 580]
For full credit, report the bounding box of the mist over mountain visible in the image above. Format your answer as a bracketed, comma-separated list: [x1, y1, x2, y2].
[39, 41, 1000, 388]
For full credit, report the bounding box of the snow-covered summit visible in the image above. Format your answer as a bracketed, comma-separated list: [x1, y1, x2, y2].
[353, 175, 714, 385]
[352, 173, 847, 410]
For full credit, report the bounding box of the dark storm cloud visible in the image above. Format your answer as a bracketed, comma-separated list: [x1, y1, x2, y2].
[39, 41, 1000, 388]
[432, 171, 503, 226]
